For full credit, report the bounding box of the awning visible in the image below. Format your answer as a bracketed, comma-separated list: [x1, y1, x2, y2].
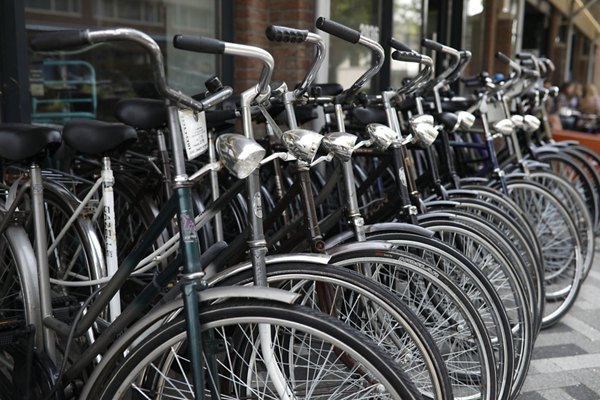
[548, 0, 600, 41]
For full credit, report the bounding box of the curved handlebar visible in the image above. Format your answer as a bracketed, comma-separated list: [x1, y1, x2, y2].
[389, 38, 414, 53]
[265, 25, 326, 98]
[316, 17, 384, 103]
[315, 17, 360, 43]
[174, 35, 274, 101]
[495, 51, 521, 74]
[422, 38, 444, 53]
[266, 25, 309, 43]
[30, 29, 91, 51]
[392, 50, 422, 63]
[173, 35, 225, 54]
[31, 28, 230, 112]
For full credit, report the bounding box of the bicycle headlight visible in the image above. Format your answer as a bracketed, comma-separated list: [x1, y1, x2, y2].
[492, 119, 515, 136]
[366, 123, 396, 151]
[321, 132, 358, 162]
[215, 133, 265, 179]
[523, 115, 541, 133]
[281, 128, 323, 163]
[456, 111, 476, 129]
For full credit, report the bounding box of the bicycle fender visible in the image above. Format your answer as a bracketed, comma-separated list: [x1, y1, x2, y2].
[446, 189, 480, 198]
[198, 286, 299, 304]
[208, 253, 332, 285]
[459, 177, 489, 185]
[521, 160, 551, 170]
[363, 222, 435, 237]
[77, 286, 299, 400]
[326, 241, 396, 257]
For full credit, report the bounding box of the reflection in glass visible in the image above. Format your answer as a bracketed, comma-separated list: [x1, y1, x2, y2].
[391, 0, 422, 88]
[26, 0, 216, 123]
[329, 0, 380, 91]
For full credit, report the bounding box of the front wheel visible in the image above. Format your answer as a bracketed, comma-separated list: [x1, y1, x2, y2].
[89, 300, 421, 399]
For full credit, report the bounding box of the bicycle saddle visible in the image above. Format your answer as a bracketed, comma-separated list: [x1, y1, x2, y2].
[115, 98, 168, 130]
[0, 123, 61, 160]
[437, 112, 459, 131]
[62, 119, 137, 155]
[351, 107, 387, 125]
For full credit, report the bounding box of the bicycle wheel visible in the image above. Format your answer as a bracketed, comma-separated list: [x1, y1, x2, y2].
[537, 151, 599, 231]
[417, 213, 534, 397]
[39, 182, 105, 304]
[447, 196, 544, 330]
[0, 226, 41, 396]
[216, 262, 453, 399]
[505, 180, 583, 328]
[89, 300, 421, 399]
[329, 247, 500, 400]
[528, 170, 595, 279]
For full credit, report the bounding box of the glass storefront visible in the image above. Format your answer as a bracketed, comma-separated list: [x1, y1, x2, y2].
[25, 0, 219, 123]
[327, 0, 424, 91]
[390, 0, 422, 88]
[328, 0, 382, 91]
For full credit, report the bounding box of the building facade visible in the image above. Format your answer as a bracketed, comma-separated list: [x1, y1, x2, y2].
[0, 0, 598, 123]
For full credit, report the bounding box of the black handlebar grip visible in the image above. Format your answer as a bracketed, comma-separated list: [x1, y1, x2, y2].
[266, 25, 309, 43]
[495, 51, 512, 66]
[462, 76, 482, 88]
[516, 52, 533, 60]
[392, 50, 422, 63]
[421, 38, 444, 52]
[173, 34, 225, 54]
[542, 58, 555, 73]
[389, 38, 413, 52]
[522, 68, 540, 79]
[315, 17, 360, 44]
[30, 30, 90, 51]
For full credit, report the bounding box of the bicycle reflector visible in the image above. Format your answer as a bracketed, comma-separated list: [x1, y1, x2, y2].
[215, 134, 266, 179]
[281, 128, 324, 163]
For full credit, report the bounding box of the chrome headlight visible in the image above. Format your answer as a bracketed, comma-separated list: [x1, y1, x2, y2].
[366, 123, 396, 151]
[216, 133, 265, 179]
[322, 132, 358, 162]
[281, 128, 324, 163]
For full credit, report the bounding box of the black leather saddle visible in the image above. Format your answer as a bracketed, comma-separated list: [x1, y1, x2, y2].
[62, 119, 137, 155]
[0, 123, 61, 161]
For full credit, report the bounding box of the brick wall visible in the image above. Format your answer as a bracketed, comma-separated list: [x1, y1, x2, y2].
[233, 0, 316, 91]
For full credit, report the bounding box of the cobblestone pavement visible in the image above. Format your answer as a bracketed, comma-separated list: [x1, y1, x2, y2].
[518, 239, 600, 399]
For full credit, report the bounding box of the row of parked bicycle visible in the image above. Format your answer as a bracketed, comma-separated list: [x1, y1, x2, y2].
[0, 16, 597, 400]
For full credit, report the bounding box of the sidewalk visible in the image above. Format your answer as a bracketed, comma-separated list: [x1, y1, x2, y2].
[518, 239, 600, 399]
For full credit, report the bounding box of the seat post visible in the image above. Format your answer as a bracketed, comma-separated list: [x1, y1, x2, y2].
[101, 156, 121, 322]
[30, 162, 57, 362]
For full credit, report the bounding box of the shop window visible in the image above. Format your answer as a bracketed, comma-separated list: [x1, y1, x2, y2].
[328, 0, 381, 91]
[390, 0, 422, 88]
[26, 0, 81, 14]
[26, 0, 219, 123]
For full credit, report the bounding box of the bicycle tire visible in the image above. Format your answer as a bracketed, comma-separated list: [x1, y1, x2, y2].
[89, 299, 422, 399]
[216, 262, 453, 399]
[328, 247, 500, 400]
[504, 179, 583, 328]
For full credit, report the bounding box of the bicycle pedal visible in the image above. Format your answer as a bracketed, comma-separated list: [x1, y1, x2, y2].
[0, 319, 33, 346]
[52, 295, 80, 323]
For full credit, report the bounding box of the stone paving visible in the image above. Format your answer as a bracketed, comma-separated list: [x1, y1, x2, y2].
[518, 239, 600, 399]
